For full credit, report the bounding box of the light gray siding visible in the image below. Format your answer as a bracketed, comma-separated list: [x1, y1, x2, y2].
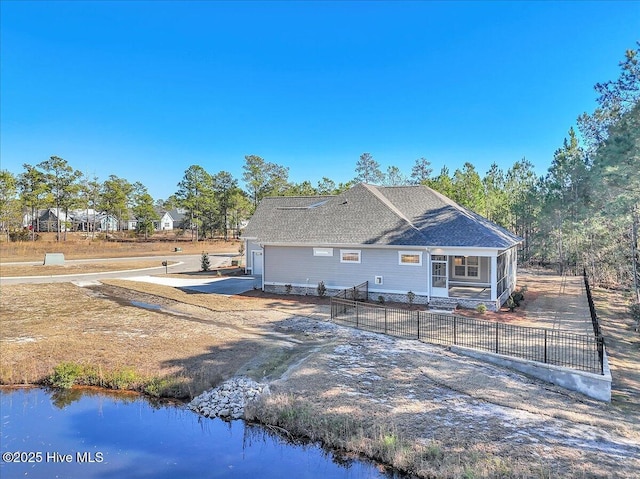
[264, 246, 428, 294]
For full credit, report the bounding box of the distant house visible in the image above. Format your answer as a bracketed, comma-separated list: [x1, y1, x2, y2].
[242, 183, 522, 311]
[155, 210, 175, 231]
[165, 209, 189, 230]
[23, 208, 70, 232]
[125, 218, 138, 231]
[23, 209, 120, 233]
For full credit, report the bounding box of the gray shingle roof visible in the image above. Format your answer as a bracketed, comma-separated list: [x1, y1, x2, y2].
[243, 183, 522, 249]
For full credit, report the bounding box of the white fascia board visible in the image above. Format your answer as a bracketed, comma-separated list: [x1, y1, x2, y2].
[259, 242, 429, 250]
[429, 247, 501, 257]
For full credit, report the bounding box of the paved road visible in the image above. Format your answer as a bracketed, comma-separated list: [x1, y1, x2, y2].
[0, 254, 233, 285]
[125, 274, 262, 295]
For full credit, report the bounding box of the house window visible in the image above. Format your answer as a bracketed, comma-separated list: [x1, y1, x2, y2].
[399, 251, 422, 266]
[453, 256, 479, 278]
[313, 248, 334, 257]
[340, 249, 361, 263]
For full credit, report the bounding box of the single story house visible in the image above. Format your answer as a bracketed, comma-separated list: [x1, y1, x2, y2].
[242, 183, 522, 311]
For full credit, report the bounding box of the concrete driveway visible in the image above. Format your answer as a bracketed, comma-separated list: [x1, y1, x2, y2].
[125, 274, 260, 296]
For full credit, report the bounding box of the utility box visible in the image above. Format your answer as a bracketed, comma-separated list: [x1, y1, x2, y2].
[44, 253, 65, 266]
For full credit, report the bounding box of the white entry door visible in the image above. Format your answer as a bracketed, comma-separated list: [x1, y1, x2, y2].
[431, 255, 448, 297]
[252, 251, 263, 276]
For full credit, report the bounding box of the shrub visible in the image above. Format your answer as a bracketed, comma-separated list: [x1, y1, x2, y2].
[407, 291, 415, 307]
[377, 295, 385, 304]
[512, 291, 525, 306]
[506, 295, 516, 312]
[49, 362, 85, 389]
[9, 230, 37, 242]
[317, 281, 327, 297]
[201, 252, 211, 272]
[475, 303, 487, 314]
[285, 284, 293, 294]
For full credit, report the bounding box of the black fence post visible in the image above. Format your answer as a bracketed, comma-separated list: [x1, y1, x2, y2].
[495, 321, 499, 354]
[544, 329, 548, 364]
[417, 311, 420, 340]
[356, 301, 359, 328]
[598, 335, 604, 374]
[384, 308, 388, 334]
[453, 316, 457, 345]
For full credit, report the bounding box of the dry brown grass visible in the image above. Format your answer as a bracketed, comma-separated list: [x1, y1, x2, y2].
[0, 233, 240, 262]
[0, 282, 293, 397]
[0, 260, 177, 277]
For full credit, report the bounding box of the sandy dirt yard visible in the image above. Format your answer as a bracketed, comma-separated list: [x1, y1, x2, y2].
[1, 273, 638, 478]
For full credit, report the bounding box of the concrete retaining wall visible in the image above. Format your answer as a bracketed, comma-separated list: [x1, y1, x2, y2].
[450, 345, 612, 402]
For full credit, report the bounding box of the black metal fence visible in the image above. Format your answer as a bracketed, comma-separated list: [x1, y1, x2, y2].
[330, 297, 604, 375]
[333, 281, 369, 302]
[583, 268, 605, 373]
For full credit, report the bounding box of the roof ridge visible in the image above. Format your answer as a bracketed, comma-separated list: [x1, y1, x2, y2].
[361, 184, 427, 240]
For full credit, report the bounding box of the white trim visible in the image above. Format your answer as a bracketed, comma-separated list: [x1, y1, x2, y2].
[491, 255, 498, 301]
[259, 242, 506, 254]
[398, 251, 423, 266]
[313, 247, 334, 257]
[340, 249, 361, 263]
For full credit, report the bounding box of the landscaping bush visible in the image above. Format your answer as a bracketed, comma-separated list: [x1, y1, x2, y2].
[201, 252, 211, 271]
[317, 281, 327, 297]
[475, 303, 487, 314]
[407, 291, 415, 307]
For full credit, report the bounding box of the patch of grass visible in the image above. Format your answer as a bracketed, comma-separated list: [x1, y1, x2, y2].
[143, 376, 190, 398]
[46, 362, 146, 391]
[245, 394, 449, 477]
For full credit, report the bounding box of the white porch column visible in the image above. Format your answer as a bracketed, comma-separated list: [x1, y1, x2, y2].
[490, 255, 498, 301]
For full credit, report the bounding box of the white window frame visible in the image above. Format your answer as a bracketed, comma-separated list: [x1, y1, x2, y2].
[398, 251, 423, 266]
[452, 255, 480, 278]
[340, 249, 361, 263]
[313, 247, 334, 257]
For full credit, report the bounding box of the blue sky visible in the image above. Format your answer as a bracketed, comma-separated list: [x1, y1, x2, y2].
[1, 1, 638, 200]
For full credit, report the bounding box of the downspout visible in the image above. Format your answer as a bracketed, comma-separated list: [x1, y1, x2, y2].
[426, 248, 431, 303]
[261, 245, 265, 291]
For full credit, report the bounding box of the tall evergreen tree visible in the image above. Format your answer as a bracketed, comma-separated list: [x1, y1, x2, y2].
[131, 182, 158, 239]
[0, 170, 20, 241]
[17, 164, 49, 240]
[211, 171, 238, 241]
[176, 165, 211, 241]
[383, 165, 409, 186]
[100, 175, 133, 234]
[37, 156, 82, 240]
[354, 152, 384, 184]
[410, 157, 433, 185]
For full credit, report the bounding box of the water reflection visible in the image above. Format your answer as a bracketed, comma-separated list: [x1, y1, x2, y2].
[1, 388, 401, 479]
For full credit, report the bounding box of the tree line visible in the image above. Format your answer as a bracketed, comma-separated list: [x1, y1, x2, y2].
[0, 44, 638, 297]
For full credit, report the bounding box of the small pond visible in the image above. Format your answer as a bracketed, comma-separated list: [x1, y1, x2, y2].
[0, 387, 401, 479]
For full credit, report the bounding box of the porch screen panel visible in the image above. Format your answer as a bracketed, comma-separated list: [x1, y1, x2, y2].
[497, 253, 507, 297]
